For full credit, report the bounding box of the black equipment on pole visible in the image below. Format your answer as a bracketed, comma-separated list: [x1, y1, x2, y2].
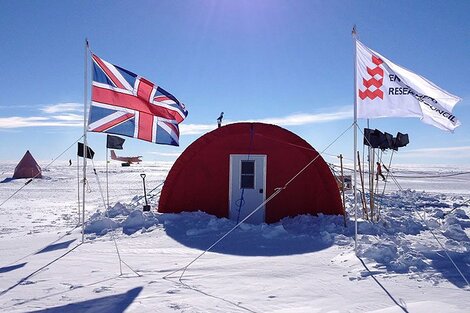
[140, 173, 150, 211]
[364, 128, 410, 151]
[380, 132, 394, 150]
[363, 128, 383, 148]
[395, 132, 409, 148]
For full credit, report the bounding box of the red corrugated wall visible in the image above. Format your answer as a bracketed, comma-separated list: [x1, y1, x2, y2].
[158, 123, 343, 223]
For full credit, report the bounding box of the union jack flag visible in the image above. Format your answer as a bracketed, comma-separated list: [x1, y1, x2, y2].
[87, 54, 188, 146]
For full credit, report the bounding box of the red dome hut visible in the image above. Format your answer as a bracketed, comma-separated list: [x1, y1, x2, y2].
[158, 123, 343, 224]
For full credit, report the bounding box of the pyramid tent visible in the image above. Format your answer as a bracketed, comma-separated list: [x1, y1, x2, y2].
[13, 150, 42, 179]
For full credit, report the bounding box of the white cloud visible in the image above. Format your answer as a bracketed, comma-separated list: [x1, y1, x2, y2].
[400, 146, 470, 159]
[180, 107, 352, 135]
[0, 116, 82, 128]
[180, 124, 215, 135]
[0, 102, 84, 128]
[51, 114, 83, 121]
[1, 104, 352, 132]
[41, 102, 83, 114]
[251, 109, 352, 126]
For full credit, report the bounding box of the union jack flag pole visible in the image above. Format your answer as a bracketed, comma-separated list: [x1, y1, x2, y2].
[82, 43, 188, 240]
[81, 43, 188, 241]
[82, 39, 89, 243]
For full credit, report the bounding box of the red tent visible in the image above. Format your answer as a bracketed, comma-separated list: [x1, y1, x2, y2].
[13, 150, 42, 179]
[159, 123, 343, 224]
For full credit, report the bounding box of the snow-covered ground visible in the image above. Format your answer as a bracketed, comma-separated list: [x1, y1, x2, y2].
[0, 161, 469, 312]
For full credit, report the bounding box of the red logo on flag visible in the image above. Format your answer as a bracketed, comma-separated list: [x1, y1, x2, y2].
[359, 55, 384, 100]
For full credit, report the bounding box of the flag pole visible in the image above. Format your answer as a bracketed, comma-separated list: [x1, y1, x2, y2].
[82, 39, 89, 243]
[352, 26, 359, 254]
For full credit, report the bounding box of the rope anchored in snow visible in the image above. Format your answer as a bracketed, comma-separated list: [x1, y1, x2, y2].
[0, 136, 84, 209]
[163, 123, 354, 282]
[366, 148, 470, 288]
[328, 163, 470, 180]
[0, 242, 83, 298]
[89, 158, 141, 278]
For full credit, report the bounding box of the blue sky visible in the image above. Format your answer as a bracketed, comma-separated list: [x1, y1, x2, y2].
[1, 0, 469, 166]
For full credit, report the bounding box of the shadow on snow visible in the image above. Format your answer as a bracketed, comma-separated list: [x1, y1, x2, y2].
[0, 262, 27, 274]
[35, 239, 76, 255]
[160, 212, 340, 256]
[26, 286, 143, 313]
[422, 250, 470, 289]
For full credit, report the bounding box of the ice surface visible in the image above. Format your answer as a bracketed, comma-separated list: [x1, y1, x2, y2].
[0, 161, 469, 312]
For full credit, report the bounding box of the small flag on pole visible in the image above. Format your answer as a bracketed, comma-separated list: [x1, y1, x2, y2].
[77, 142, 95, 159]
[355, 40, 461, 132]
[106, 134, 125, 150]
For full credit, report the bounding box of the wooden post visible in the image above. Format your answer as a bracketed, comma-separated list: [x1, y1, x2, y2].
[370, 150, 375, 222]
[339, 154, 347, 227]
[357, 151, 369, 220]
[374, 151, 382, 222]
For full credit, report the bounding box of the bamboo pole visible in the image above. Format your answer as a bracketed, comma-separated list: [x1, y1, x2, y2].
[374, 151, 383, 222]
[357, 151, 369, 220]
[339, 154, 347, 227]
[381, 150, 394, 195]
[370, 150, 375, 222]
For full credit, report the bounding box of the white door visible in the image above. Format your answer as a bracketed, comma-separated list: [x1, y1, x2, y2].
[229, 154, 266, 224]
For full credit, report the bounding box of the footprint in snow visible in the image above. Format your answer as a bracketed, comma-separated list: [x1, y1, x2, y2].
[93, 286, 112, 293]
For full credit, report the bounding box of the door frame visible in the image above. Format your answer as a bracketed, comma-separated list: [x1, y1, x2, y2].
[228, 154, 267, 223]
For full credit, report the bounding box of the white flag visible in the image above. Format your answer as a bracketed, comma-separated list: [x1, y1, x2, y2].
[356, 40, 461, 132]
